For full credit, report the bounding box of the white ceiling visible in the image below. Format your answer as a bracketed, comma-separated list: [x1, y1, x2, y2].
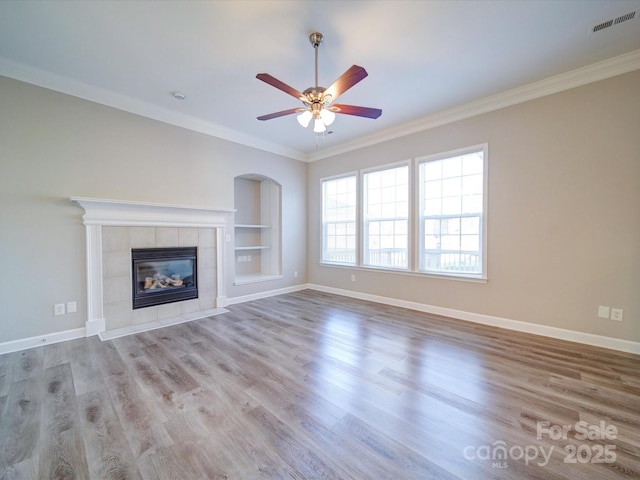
[1, 1, 639, 161]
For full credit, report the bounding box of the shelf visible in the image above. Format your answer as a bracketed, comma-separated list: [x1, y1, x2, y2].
[235, 245, 271, 251]
[235, 224, 271, 229]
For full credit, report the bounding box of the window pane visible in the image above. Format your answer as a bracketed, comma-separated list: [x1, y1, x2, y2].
[423, 180, 441, 199]
[381, 203, 395, 218]
[322, 175, 357, 264]
[442, 157, 462, 178]
[442, 196, 461, 215]
[462, 194, 482, 214]
[422, 160, 441, 179]
[461, 216, 479, 234]
[444, 218, 460, 234]
[442, 178, 461, 197]
[462, 153, 483, 175]
[461, 234, 479, 251]
[364, 165, 409, 269]
[419, 148, 485, 275]
[462, 174, 483, 195]
[441, 234, 460, 250]
[424, 198, 441, 216]
[424, 218, 440, 235]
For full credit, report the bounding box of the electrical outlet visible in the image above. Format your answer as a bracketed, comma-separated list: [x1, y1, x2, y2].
[597, 306, 610, 319]
[54, 304, 65, 316]
[610, 308, 623, 321]
[294, 271, 298, 278]
[66, 301, 77, 313]
[351, 274, 356, 282]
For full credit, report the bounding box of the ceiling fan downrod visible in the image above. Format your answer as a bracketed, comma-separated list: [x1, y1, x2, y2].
[302, 32, 327, 110]
[309, 32, 323, 89]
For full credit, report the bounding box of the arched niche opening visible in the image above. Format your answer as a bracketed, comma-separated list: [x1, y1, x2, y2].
[233, 174, 282, 284]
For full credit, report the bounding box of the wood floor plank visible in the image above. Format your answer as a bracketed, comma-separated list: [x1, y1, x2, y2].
[77, 387, 142, 480]
[142, 342, 200, 395]
[243, 404, 354, 479]
[0, 455, 39, 480]
[112, 334, 188, 416]
[67, 336, 109, 396]
[11, 348, 43, 382]
[0, 289, 639, 478]
[136, 444, 204, 480]
[103, 371, 173, 459]
[0, 376, 42, 468]
[38, 363, 90, 479]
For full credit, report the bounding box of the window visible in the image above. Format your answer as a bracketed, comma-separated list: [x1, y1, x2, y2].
[418, 146, 486, 276]
[322, 175, 357, 264]
[319, 144, 487, 280]
[363, 164, 409, 269]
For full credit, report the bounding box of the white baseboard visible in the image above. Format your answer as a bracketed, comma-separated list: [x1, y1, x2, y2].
[0, 327, 86, 355]
[307, 284, 640, 355]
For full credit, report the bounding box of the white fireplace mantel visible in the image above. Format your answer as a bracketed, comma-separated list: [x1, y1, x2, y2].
[71, 196, 235, 228]
[71, 196, 234, 337]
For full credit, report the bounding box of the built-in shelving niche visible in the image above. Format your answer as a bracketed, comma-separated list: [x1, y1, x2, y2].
[233, 175, 282, 285]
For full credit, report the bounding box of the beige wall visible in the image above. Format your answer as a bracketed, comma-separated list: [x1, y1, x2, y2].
[1, 69, 638, 346]
[0, 76, 307, 343]
[307, 70, 640, 343]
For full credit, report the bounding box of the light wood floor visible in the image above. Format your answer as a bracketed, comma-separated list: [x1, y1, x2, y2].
[1, 290, 639, 479]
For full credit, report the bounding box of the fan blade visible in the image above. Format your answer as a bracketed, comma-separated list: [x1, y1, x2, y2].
[324, 65, 368, 102]
[256, 73, 306, 101]
[332, 104, 382, 119]
[257, 107, 304, 121]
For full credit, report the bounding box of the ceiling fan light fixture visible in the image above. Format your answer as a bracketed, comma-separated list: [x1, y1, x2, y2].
[313, 116, 326, 133]
[297, 109, 313, 127]
[320, 108, 335, 126]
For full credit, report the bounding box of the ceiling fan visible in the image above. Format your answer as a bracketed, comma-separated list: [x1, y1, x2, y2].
[256, 32, 382, 133]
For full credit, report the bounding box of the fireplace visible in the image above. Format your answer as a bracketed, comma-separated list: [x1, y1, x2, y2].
[71, 196, 232, 337]
[132, 247, 198, 309]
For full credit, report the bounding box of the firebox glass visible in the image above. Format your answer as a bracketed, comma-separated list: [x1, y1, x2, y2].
[135, 259, 196, 295]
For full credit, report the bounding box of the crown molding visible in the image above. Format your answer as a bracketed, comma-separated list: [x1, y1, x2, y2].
[307, 48, 640, 162]
[3, 49, 639, 164]
[0, 57, 307, 162]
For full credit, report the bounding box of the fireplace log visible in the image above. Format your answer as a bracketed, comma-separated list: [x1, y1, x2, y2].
[145, 273, 184, 290]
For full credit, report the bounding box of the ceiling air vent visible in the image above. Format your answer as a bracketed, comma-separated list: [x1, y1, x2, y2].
[590, 10, 636, 33]
[614, 11, 636, 24]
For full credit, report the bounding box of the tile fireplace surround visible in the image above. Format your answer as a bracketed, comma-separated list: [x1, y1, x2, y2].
[71, 197, 234, 340]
